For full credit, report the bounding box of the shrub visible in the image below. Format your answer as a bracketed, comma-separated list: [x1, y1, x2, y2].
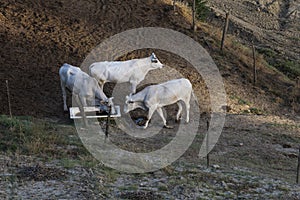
[195, 0, 210, 21]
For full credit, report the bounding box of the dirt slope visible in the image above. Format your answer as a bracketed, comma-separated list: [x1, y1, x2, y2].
[0, 0, 298, 119]
[0, 0, 178, 119]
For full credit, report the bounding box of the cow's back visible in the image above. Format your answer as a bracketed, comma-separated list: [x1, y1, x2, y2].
[145, 78, 192, 106]
[158, 78, 192, 97]
[89, 58, 149, 83]
[59, 64, 82, 91]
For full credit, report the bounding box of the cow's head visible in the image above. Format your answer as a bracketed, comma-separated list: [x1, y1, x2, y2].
[105, 97, 114, 106]
[100, 97, 116, 114]
[150, 53, 163, 69]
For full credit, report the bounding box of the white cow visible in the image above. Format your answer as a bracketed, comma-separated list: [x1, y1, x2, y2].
[59, 63, 115, 125]
[89, 53, 164, 94]
[124, 78, 192, 129]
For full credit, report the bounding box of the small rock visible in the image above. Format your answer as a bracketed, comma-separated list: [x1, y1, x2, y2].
[224, 191, 235, 197]
[255, 187, 266, 193]
[212, 165, 220, 169]
[139, 182, 147, 187]
[221, 181, 229, 190]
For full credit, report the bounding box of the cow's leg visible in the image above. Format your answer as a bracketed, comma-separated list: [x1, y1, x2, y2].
[107, 97, 116, 114]
[100, 81, 105, 91]
[78, 96, 88, 127]
[184, 98, 190, 123]
[60, 80, 68, 111]
[186, 103, 190, 123]
[142, 106, 156, 129]
[96, 80, 105, 91]
[176, 102, 183, 122]
[157, 107, 173, 129]
[74, 95, 85, 122]
[130, 81, 137, 94]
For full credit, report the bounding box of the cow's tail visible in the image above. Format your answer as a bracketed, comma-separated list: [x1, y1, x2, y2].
[191, 90, 198, 104]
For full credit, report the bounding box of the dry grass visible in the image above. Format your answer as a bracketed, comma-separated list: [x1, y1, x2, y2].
[0, 115, 87, 159]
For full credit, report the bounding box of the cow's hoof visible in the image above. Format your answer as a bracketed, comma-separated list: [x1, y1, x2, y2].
[175, 118, 181, 123]
[164, 125, 173, 129]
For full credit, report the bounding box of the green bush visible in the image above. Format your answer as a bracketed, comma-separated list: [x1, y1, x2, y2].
[278, 60, 300, 78]
[257, 48, 300, 79]
[195, 0, 210, 21]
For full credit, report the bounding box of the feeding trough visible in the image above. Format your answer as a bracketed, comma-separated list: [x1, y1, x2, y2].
[69, 105, 121, 119]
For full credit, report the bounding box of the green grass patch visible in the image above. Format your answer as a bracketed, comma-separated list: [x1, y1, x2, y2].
[249, 107, 264, 115]
[59, 156, 98, 169]
[257, 48, 300, 79]
[99, 167, 120, 182]
[0, 115, 86, 159]
[277, 60, 300, 78]
[230, 95, 250, 106]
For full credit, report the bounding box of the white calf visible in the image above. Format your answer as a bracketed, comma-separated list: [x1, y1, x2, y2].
[124, 78, 192, 129]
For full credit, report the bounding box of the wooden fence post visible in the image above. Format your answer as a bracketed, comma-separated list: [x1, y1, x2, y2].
[293, 77, 300, 114]
[297, 146, 300, 184]
[252, 45, 257, 85]
[6, 80, 12, 119]
[192, 0, 196, 31]
[221, 12, 230, 51]
[173, 0, 176, 11]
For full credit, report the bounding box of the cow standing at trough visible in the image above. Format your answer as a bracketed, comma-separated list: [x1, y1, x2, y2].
[59, 63, 115, 126]
[89, 53, 164, 94]
[124, 78, 192, 129]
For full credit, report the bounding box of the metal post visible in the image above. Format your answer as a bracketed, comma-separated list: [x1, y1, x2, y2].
[206, 119, 210, 168]
[105, 105, 111, 138]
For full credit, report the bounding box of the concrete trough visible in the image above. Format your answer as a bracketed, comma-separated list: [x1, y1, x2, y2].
[69, 105, 121, 119]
